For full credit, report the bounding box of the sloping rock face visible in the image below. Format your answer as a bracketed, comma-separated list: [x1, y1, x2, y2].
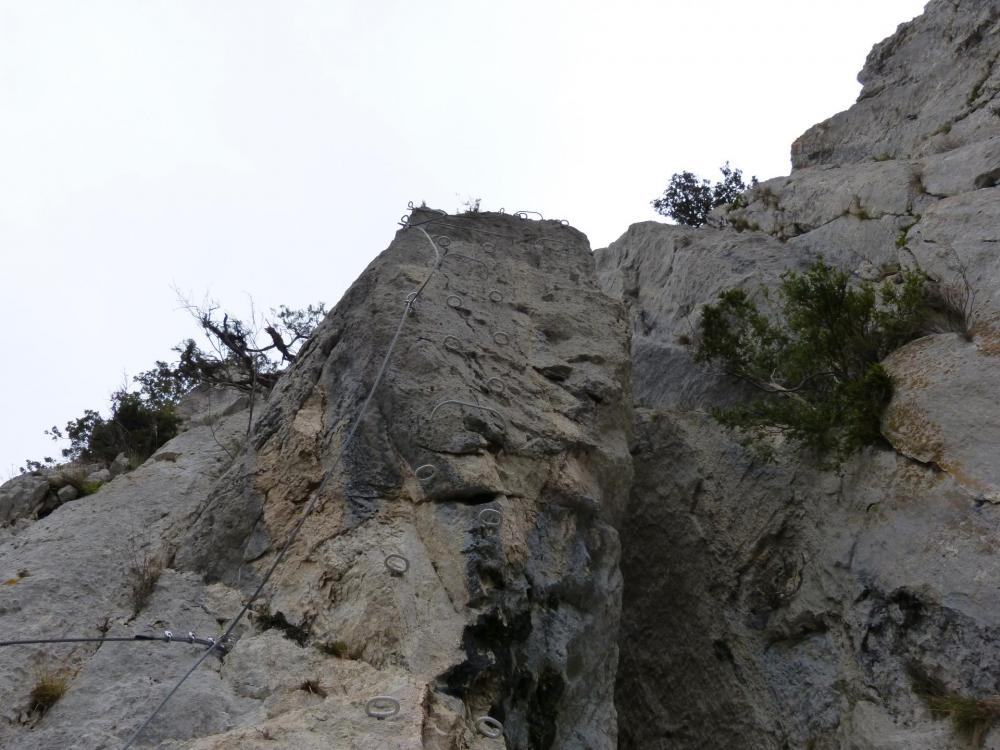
[0, 211, 631, 749]
[791, 0, 1000, 169]
[597, 2, 1000, 748]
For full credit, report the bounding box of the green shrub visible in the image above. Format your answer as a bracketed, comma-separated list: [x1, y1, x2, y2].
[652, 162, 758, 227]
[28, 300, 326, 471]
[695, 260, 928, 461]
[53, 388, 183, 465]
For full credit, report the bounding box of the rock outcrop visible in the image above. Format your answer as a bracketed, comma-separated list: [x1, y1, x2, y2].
[597, 1, 1000, 747]
[0, 211, 631, 749]
[791, 0, 1000, 170]
[3, 2, 999, 748]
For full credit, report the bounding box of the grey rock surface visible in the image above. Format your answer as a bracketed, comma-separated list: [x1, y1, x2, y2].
[790, 0, 1000, 170]
[56, 484, 78, 503]
[85, 468, 112, 486]
[0, 475, 50, 526]
[595, 1, 1000, 746]
[0, 209, 632, 749]
[883, 333, 1000, 503]
[0, 398, 254, 749]
[5, 3, 999, 748]
[176, 209, 633, 750]
[110, 453, 130, 477]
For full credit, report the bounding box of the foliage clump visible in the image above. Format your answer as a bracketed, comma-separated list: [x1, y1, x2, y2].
[46, 363, 194, 464]
[695, 260, 929, 462]
[32, 300, 326, 468]
[652, 162, 758, 227]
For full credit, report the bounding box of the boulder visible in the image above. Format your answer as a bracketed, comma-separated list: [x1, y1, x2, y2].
[84, 468, 111, 485]
[109, 453, 130, 476]
[56, 485, 78, 503]
[0, 475, 49, 525]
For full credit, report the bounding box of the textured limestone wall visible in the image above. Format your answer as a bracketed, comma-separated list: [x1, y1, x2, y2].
[0, 210, 632, 750]
[791, 0, 1000, 169]
[598, 1, 1000, 746]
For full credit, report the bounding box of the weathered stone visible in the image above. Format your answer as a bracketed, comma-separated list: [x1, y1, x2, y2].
[84, 468, 112, 485]
[595, 220, 809, 409]
[42, 471, 66, 489]
[4, 2, 999, 747]
[592, 3, 1000, 745]
[883, 333, 1000, 502]
[177, 209, 633, 750]
[110, 452, 130, 476]
[0, 395, 256, 749]
[0, 210, 632, 749]
[790, 0, 1000, 169]
[0, 475, 49, 525]
[56, 484, 78, 503]
[175, 384, 251, 430]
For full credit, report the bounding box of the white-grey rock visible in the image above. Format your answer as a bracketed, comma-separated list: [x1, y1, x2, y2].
[0, 392, 256, 749]
[55, 484, 78, 503]
[0, 210, 632, 749]
[790, 0, 1000, 169]
[177, 208, 633, 750]
[5, 2, 999, 747]
[175, 384, 251, 430]
[883, 333, 1000, 503]
[0, 475, 49, 525]
[84, 468, 112, 485]
[42, 471, 66, 490]
[110, 452, 130, 477]
[596, 4, 1000, 742]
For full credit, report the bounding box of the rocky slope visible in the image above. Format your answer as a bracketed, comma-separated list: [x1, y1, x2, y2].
[0, 211, 631, 749]
[596, 0, 1000, 747]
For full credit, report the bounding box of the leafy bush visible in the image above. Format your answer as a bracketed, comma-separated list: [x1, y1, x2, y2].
[652, 162, 758, 227]
[34, 300, 326, 468]
[695, 260, 929, 461]
[47, 364, 194, 464]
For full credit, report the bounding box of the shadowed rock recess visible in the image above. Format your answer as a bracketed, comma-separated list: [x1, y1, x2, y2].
[3, 2, 1000, 748]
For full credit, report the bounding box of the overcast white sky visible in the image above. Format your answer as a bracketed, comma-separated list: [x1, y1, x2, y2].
[1, 0, 927, 476]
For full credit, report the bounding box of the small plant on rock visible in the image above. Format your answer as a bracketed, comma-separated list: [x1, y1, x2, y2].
[126, 546, 163, 615]
[298, 678, 327, 697]
[695, 259, 929, 462]
[28, 666, 69, 717]
[910, 664, 1000, 747]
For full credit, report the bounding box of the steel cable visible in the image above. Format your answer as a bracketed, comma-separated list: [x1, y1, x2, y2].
[1, 633, 226, 650]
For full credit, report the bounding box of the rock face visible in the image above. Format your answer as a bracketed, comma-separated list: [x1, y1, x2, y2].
[791, 0, 1000, 169]
[0, 212, 631, 749]
[596, 1, 1000, 747]
[0, 476, 50, 525]
[3, 3, 999, 749]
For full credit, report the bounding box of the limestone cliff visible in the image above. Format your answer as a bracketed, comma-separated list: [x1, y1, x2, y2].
[597, 0, 1000, 747]
[2, 1, 999, 748]
[0, 212, 631, 749]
